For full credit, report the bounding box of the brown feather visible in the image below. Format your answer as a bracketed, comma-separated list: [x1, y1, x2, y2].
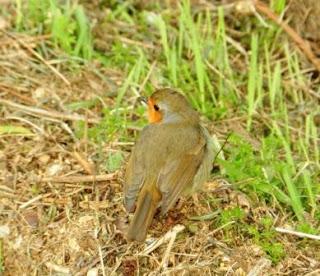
[126, 181, 162, 241]
[159, 148, 205, 214]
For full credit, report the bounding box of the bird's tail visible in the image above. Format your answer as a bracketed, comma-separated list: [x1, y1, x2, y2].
[127, 185, 161, 242]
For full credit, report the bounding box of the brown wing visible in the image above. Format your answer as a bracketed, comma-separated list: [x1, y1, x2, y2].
[187, 125, 215, 194]
[124, 126, 154, 212]
[158, 134, 206, 214]
[124, 148, 145, 212]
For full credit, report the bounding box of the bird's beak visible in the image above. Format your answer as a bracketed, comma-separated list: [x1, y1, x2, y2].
[138, 96, 148, 105]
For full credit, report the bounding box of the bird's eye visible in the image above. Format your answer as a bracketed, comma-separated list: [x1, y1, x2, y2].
[153, 104, 160, 111]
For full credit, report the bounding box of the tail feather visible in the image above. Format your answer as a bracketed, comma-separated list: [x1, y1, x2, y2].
[127, 185, 161, 242]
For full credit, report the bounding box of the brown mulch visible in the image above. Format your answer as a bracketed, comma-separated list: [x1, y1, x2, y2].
[1, 2, 320, 275]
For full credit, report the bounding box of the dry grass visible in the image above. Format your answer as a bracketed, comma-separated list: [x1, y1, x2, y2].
[0, 32, 319, 276]
[1, 1, 320, 275]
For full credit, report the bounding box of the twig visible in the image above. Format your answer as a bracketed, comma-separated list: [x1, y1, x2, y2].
[226, 36, 249, 59]
[1, 30, 71, 85]
[45, 262, 71, 274]
[5, 116, 46, 135]
[37, 173, 117, 183]
[98, 244, 107, 276]
[208, 221, 235, 236]
[84, 110, 89, 155]
[305, 270, 320, 276]
[205, 61, 242, 98]
[140, 225, 185, 255]
[111, 142, 134, 146]
[247, 258, 272, 276]
[254, 0, 320, 72]
[159, 226, 179, 270]
[1, 34, 51, 46]
[0, 225, 10, 238]
[282, 79, 320, 100]
[75, 247, 123, 276]
[0, 99, 99, 123]
[0, 83, 37, 104]
[72, 151, 95, 175]
[275, 227, 320, 241]
[138, 61, 157, 94]
[104, 34, 155, 49]
[19, 193, 51, 209]
[212, 132, 232, 165]
[76, 256, 102, 276]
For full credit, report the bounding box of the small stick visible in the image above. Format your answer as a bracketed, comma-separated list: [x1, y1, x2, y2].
[38, 173, 117, 183]
[111, 142, 134, 146]
[206, 61, 242, 98]
[104, 34, 155, 49]
[283, 79, 320, 100]
[138, 61, 157, 94]
[73, 151, 95, 175]
[0, 99, 99, 123]
[1, 30, 71, 85]
[159, 226, 179, 270]
[98, 244, 107, 276]
[247, 258, 272, 276]
[0, 83, 37, 104]
[141, 224, 185, 255]
[275, 227, 320, 241]
[1, 34, 51, 46]
[254, 0, 320, 72]
[0, 83, 29, 92]
[75, 247, 123, 276]
[45, 262, 70, 274]
[6, 116, 46, 135]
[83, 110, 89, 155]
[19, 193, 51, 209]
[212, 132, 232, 165]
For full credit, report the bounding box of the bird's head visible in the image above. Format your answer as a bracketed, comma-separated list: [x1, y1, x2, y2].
[141, 88, 199, 124]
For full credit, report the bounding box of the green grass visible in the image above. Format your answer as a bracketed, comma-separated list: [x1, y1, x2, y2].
[247, 216, 285, 263]
[14, 0, 320, 261]
[0, 239, 3, 274]
[213, 207, 286, 263]
[0, 125, 33, 135]
[16, 0, 93, 59]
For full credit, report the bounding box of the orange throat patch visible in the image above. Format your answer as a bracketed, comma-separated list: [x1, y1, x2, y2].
[147, 98, 162, 123]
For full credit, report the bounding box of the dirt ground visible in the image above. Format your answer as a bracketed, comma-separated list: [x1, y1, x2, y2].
[1, 1, 320, 275]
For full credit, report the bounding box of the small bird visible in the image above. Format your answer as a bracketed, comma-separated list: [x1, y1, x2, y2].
[124, 88, 214, 241]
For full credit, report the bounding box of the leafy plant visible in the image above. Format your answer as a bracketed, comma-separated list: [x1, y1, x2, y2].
[247, 217, 285, 263]
[106, 152, 124, 172]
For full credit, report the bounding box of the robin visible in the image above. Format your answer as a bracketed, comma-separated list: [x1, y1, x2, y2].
[124, 88, 214, 241]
